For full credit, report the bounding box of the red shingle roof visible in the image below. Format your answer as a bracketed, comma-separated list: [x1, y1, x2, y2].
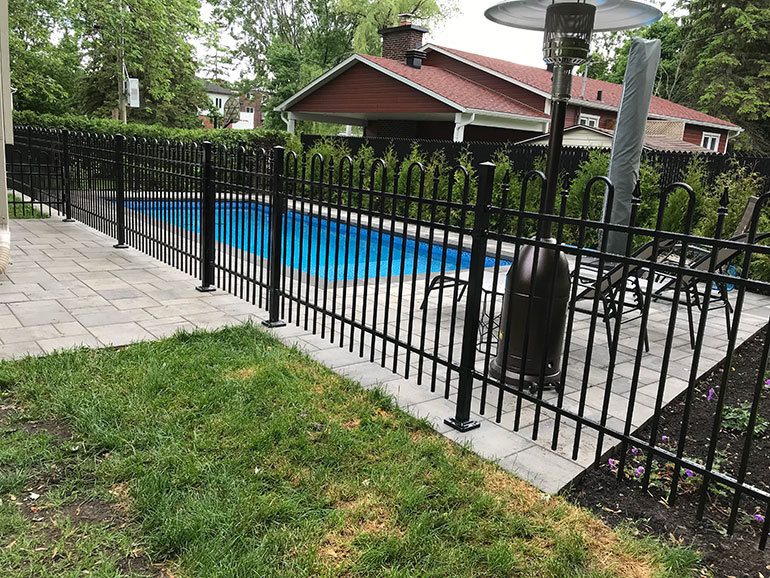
[430, 46, 739, 130]
[359, 54, 549, 120]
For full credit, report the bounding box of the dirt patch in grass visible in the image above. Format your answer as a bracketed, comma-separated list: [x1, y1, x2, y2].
[59, 498, 124, 526]
[567, 325, 770, 577]
[0, 396, 163, 577]
[1, 401, 72, 439]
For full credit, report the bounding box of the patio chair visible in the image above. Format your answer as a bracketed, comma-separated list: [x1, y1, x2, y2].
[653, 231, 770, 348]
[573, 195, 764, 350]
[569, 238, 676, 352]
[419, 268, 505, 310]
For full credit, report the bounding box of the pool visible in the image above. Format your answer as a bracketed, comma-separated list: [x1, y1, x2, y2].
[130, 202, 509, 281]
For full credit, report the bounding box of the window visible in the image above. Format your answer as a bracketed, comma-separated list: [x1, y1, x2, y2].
[245, 107, 254, 113]
[214, 97, 222, 109]
[701, 132, 721, 152]
[578, 114, 600, 128]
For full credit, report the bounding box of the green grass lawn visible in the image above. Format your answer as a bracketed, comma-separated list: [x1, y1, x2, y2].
[7, 194, 49, 219]
[0, 325, 699, 577]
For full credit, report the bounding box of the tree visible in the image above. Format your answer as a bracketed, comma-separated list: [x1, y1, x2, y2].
[8, 0, 82, 114]
[581, 15, 686, 103]
[678, 0, 770, 153]
[211, 0, 454, 128]
[72, 0, 208, 127]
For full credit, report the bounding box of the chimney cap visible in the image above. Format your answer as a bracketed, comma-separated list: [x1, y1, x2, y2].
[379, 22, 429, 36]
[405, 48, 427, 69]
[399, 13, 412, 25]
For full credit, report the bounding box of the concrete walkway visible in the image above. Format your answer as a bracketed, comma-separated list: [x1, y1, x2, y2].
[2, 218, 768, 494]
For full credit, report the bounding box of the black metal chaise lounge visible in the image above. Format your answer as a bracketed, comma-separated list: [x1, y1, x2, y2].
[652, 230, 770, 348]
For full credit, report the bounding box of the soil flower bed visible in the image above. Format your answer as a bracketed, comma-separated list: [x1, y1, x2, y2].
[569, 327, 770, 577]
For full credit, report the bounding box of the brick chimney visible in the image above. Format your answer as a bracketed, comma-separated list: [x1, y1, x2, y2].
[379, 13, 428, 63]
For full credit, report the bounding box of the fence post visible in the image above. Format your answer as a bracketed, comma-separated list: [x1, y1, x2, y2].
[445, 161, 496, 432]
[196, 141, 216, 292]
[113, 134, 128, 249]
[61, 130, 75, 222]
[262, 146, 287, 328]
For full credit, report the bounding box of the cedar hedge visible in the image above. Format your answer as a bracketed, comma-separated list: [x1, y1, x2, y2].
[12, 110, 294, 150]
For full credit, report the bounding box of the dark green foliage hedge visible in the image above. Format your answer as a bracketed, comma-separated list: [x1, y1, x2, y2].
[12, 110, 293, 150]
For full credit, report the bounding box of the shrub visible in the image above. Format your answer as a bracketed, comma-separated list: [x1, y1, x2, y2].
[12, 110, 290, 150]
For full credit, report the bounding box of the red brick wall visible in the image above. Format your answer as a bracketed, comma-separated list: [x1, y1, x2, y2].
[240, 94, 262, 128]
[381, 25, 426, 62]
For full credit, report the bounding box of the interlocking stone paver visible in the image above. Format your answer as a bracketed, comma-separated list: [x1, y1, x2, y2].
[74, 307, 154, 328]
[0, 314, 22, 330]
[0, 340, 44, 360]
[11, 300, 75, 326]
[37, 334, 103, 354]
[0, 324, 63, 344]
[499, 445, 586, 494]
[88, 322, 155, 345]
[0, 293, 29, 304]
[144, 320, 197, 339]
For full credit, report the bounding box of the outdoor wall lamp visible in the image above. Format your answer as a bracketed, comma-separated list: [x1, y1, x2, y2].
[485, 0, 661, 391]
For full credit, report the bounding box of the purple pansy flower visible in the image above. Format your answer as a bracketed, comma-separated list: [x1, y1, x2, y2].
[661, 435, 669, 443]
[685, 469, 694, 477]
[707, 388, 715, 401]
[631, 447, 639, 455]
[635, 466, 645, 478]
[608, 458, 619, 470]
[754, 514, 765, 523]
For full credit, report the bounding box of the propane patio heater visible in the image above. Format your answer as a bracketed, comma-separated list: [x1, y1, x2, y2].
[485, 0, 661, 390]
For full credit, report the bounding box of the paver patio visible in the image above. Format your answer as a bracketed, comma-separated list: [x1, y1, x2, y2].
[2, 217, 768, 493]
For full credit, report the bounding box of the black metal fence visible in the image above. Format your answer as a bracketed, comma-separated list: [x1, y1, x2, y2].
[6, 127, 770, 550]
[301, 133, 770, 189]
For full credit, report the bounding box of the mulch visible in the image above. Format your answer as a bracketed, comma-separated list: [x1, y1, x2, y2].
[566, 325, 770, 577]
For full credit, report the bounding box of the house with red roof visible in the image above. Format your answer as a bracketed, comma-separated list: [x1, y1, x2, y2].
[275, 17, 741, 153]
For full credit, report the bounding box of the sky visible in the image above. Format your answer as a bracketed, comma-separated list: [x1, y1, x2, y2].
[427, 1, 547, 68]
[200, 0, 678, 82]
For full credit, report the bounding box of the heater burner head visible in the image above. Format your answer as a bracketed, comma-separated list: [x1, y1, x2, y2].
[485, 0, 662, 33]
[543, 3, 595, 66]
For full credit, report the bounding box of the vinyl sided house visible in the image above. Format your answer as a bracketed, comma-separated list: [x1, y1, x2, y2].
[199, 81, 263, 131]
[276, 17, 740, 153]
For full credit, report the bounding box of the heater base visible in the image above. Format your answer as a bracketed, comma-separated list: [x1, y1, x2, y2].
[262, 320, 287, 328]
[489, 366, 563, 395]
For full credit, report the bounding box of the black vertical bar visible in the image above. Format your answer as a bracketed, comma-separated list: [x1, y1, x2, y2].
[263, 146, 286, 327]
[113, 134, 129, 249]
[196, 141, 216, 292]
[61, 130, 75, 222]
[445, 161, 496, 432]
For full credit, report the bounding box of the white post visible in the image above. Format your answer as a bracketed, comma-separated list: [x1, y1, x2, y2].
[453, 112, 475, 143]
[281, 112, 296, 133]
[0, 0, 12, 274]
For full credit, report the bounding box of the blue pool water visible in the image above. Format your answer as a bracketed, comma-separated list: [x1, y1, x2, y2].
[130, 202, 508, 281]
